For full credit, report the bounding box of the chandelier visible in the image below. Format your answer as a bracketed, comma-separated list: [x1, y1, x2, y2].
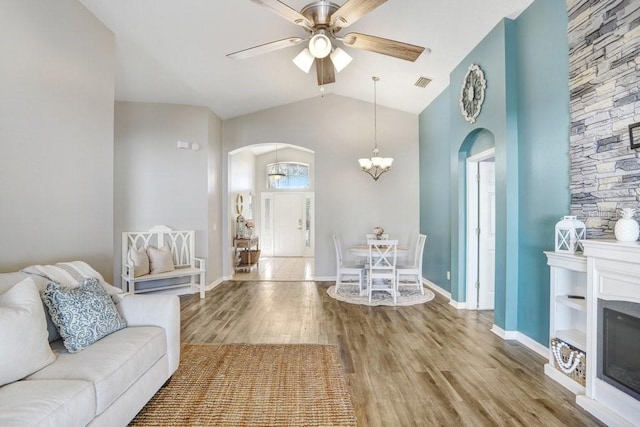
[268, 144, 286, 181]
[358, 76, 393, 181]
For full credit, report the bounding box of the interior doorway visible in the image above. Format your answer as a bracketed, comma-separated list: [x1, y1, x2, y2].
[228, 144, 315, 281]
[261, 192, 314, 258]
[466, 148, 495, 310]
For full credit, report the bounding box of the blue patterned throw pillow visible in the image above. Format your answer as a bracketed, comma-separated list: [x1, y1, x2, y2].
[41, 277, 126, 353]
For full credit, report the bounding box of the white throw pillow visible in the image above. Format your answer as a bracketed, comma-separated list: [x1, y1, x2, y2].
[147, 245, 175, 275]
[127, 246, 150, 277]
[0, 277, 56, 386]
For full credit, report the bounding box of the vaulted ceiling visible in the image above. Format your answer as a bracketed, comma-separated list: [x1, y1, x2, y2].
[79, 0, 533, 119]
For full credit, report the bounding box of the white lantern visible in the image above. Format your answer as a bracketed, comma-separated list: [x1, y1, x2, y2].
[555, 215, 586, 254]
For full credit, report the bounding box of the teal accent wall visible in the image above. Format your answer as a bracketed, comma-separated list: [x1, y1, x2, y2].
[418, 0, 570, 346]
[515, 0, 570, 344]
[448, 20, 519, 331]
[419, 93, 451, 291]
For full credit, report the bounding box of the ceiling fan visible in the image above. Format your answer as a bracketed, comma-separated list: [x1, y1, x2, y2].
[227, 0, 426, 86]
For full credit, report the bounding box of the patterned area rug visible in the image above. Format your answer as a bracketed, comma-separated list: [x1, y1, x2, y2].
[327, 284, 435, 306]
[129, 343, 356, 426]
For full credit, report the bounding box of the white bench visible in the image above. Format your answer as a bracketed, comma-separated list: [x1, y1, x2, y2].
[121, 225, 206, 298]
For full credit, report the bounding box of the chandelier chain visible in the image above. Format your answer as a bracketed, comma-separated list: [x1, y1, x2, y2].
[373, 76, 378, 150]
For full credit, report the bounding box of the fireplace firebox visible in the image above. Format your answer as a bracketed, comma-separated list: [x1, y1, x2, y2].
[597, 300, 640, 402]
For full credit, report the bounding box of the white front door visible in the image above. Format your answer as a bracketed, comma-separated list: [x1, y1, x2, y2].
[478, 161, 495, 310]
[273, 193, 304, 256]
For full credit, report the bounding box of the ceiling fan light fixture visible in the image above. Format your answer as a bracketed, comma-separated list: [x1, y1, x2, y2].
[329, 47, 352, 72]
[308, 32, 331, 58]
[292, 48, 314, 73]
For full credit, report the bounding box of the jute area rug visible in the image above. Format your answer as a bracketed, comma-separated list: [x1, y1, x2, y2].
[129, 343, 356, 426]
[327, 284, 435, 306]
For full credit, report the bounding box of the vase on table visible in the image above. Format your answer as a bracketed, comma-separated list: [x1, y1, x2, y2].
[373, 226, 384, 240]
[614, 208, 639, 242]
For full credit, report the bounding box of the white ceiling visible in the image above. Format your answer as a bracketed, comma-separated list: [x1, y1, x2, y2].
[79, 0, 533, 120]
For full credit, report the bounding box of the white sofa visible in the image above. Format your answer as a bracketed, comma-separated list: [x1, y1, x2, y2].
[0, 267, 180, 427]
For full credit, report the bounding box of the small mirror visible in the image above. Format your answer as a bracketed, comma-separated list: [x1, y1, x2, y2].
[235, 194, 244, 215]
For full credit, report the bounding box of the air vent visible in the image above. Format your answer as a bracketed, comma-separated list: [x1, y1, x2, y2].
[414, 76, 432, 88]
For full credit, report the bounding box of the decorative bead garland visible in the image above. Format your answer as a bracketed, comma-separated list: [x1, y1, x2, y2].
[552, 340, 583, 374]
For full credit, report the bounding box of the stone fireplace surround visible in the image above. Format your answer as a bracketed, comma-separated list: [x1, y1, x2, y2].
[578, 240, 640, 426]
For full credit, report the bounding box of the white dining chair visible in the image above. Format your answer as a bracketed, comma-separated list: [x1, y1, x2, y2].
[367, 239, 398, 304]
[396, 234, 427, 295]
[332, 234, 365, 293]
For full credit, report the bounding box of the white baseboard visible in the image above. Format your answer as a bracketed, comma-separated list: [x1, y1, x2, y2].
[449, 300, 468, 309]
[206, 278, 224, 291]
[514, 331, 549, 358]
[422, 278, 451, 299]
[314, 276, 335, 281]
[491, 324, 516, 339]
[490, 325, 549, 358]
[576, 395, 636, 427]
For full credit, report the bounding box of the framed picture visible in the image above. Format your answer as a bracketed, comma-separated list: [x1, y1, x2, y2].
[630, 122, 640, 149]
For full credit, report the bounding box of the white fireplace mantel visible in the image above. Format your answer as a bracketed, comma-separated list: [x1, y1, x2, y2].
[577, 239, 640, 427]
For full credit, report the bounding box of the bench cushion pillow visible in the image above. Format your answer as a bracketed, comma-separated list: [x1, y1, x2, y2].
[127, 247, 150, 277]
[0, 277, 56, 386]
[41, 278, 126, 353]
[147, 245, 175, 275]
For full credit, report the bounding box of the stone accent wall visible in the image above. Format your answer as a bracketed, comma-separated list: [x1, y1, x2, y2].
[568, 0, 640, 237]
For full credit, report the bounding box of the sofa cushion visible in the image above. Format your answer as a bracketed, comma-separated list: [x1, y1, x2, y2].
[41, 278, 126, 353]
[0, 278, 56, 386]
[0, 379, 95, 427]
[28, 326, 167, 415]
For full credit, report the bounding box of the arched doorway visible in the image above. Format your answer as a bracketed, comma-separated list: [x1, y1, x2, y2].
[457, 129, 496, 310]
[228, 143, 315, 281]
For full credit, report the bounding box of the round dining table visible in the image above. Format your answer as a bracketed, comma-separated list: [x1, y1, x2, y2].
[348, 245, 409, 258]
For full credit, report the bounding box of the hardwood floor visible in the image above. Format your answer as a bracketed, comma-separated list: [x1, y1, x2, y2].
[180, 280, 603, 426]
[232, 256, 314, 281]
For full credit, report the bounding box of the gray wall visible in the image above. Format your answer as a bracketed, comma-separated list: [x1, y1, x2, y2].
[223, 94, 419, 278]
[0, 0, 115, 279]
[114, 102, 222, 286]
[207, 111, 224, 283]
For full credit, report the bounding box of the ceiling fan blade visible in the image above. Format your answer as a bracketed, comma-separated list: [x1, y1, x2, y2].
[250, 0, 313, 29]
[342, 32, 425, 61]
[316, 57, 336, 86]
[227, 37, 304, 60]
[330, 0, 387, 29]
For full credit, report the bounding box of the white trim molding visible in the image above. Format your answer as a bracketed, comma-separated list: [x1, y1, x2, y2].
[207, 278, 225, 291]
[490, 325, 548, 358]
[449, 300, 468, 309]
[514, 331, 548, 358]
[422, 278, 469, 308]
[422, 278, 450, 299]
